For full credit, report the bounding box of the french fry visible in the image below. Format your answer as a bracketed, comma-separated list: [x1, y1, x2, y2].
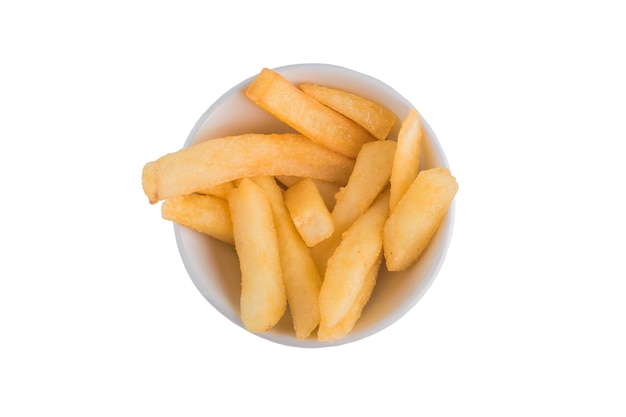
[317, 253, 382, 342]
[246, 68, 376, 158]
[311, 140, 396, 274]
[251, 176, 322, 339]
[161, 194, 234, 245]
[283, 178, 334, 247]
[384, 168, 458, 271]
[275, 175, 340, 211]
[300, 84, 398, 140]
[228, 178, 286, 332]
[389, 108, 422, 211]
[319, 190, 390, 329]
[142, 133, 355, 204]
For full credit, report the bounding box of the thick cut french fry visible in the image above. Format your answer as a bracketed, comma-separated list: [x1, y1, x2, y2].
[228, 178, 286, 332]
[161, 194, 234, 245]
[283, 178, 334, 247]
[389, 108, 422, 211]
[384, 168, 458, 271]
[319, 190, 390, 329]
[331, 140, 396, 229]
[275, 175, 340, 211]
[251, 176, 322, 339]
[311, 140, 396, 274]
[142, 133, 355, 204]
[300, 84, 398, 140]
[317, 253, 382, 342]
[246, 68, 376, 158]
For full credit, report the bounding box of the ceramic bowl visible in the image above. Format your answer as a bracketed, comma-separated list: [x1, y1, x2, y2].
[174, 63, 455, 347]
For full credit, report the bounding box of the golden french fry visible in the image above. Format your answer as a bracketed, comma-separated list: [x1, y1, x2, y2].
[251, 176, 322, 339]
[197, 181, 236, 199]
[389, 108, 422, 211]
[300, 84, 398, 141]
[384, 168, 458, 271]
[275, 175, 340, 211]
[317, 253, 382, 342]
[246, 68, 376, 158]
[283, 178, 334, 247]
[319, 190, 390, 329]
[228, 178, 286, 332]
[161, 194, 234, 245]
[311, 140, 396, 274]
[142, 133, 355, 204]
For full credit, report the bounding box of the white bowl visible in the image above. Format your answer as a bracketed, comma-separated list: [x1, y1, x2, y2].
[174, 63, 455, 348]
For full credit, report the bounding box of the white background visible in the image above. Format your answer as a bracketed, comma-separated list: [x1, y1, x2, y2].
[1, 1, 625, 415]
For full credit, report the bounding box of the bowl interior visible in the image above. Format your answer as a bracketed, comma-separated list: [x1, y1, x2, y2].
[174, 63, 454, 347]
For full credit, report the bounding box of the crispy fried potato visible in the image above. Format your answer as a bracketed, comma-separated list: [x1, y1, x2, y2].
[251, 176, 322, 339]
[142, 133, 355, 204]
[311, 140, 396, 274]
[317, 253, 382, 342]
[319, 190, 390, 329]
[246, 68, 376, 158]
[161, 194, 234, 245]
[384, 168, 458, 271]
[228, 178, 286, 332]
[275, 175, 340, 211]
[300, 84, 398, 140]
[389, 108, 422, 211]
[283, 178, 334, 247]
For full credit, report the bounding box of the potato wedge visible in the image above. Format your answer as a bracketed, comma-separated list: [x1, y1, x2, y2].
[317, 253, 382, 342]
[142, 133, 355, 204]
[250, 176, 322, 339]
[283, 178, 334, 247]
[300, 84, 398, 140]
[228, 178, 286, 332]
[311, 140, 396, 274]
[246, 68, 376, 158]
[319, 190, 390, 329]
[161, 194, 234, 245]
[389, 108, 422, 211]
[384, 168, 458, 271]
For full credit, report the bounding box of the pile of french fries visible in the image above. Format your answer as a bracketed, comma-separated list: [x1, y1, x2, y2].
[142, 67, 458, 342]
